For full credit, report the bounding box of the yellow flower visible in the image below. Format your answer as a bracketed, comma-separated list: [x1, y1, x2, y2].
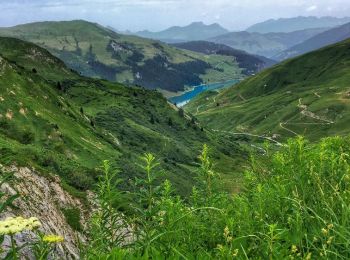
[327, 224, 334, 230]
[291, 245, 298, 253]
[217, 244, 224, 251]
[43, 235, 64, 243]
[224, 226, 230, 237]
[306, 252, 312, 260]
[232, 249, 239, 257]
[0, 216, 42, 235]
[321, 228, 328, 235]
[327, 236, 334, 245]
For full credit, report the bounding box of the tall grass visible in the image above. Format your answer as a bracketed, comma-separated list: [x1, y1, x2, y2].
[87, 136, 350, 259]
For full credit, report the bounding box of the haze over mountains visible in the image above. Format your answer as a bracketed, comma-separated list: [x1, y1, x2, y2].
[208, 28, 327, 58]
[246, 16, 350, 33]
[127, 16, 350, 61]
[274, 22, 350, 60]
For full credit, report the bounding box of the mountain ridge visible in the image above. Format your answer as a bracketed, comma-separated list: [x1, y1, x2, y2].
[0, 20, 242, 92]
[207, 27, 327, 57]
[274, 22, 350, 60]
[172, 41, 276, 75]
[246, 16, 350, 33]
[135, 21, 229, 43]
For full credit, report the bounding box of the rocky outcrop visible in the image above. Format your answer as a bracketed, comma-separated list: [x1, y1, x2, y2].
[0, 164, 91, 259]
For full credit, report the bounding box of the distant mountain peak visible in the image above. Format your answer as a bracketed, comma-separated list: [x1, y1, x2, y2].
[134, 22, 229, 43]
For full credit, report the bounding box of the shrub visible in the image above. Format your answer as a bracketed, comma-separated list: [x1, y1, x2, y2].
[62, 207, 82, 231]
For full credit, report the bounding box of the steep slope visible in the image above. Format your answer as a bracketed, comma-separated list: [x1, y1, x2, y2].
[0, 20, 242, 92]
[172, 41, 276, 75]
[0, 37, 243, 196]
[246, 16, 350, 33]
[208, 28, 327, 57]
[274, 22, 350, 61]
[135, 22, 229, 43]
[185, 38, 350, 141]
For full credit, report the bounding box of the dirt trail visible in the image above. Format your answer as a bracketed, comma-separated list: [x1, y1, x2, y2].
[211, 129, 284, 146]
[298, 98, 334, 124]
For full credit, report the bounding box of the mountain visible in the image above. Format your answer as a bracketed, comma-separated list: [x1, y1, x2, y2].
[135, 22, 229, 43]
[0, 36, 243, 197]
[208, 28, 327, 57]
[246, 16, 350, 33]
[172, 41, 276, 75]
[274, 22, 350, 61]
[185, 38, 350, 141]
[0, 20, 242, 93]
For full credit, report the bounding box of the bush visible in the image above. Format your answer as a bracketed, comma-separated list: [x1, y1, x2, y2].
[62, 207, 82, 231]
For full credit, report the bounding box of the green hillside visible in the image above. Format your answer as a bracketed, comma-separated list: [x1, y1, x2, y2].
[185, 38, 350, 141]
[0, 37, 244, 196]
[0, 20, 243, 92]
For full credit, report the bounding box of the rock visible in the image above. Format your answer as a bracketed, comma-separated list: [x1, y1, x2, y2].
[0, 165, 91, 259]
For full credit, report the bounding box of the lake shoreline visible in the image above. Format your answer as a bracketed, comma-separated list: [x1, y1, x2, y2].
[168, 79, 240, 107]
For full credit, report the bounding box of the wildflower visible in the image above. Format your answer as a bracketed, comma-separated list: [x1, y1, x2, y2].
[321, 228, 328, 235]
[291, 245, 298, 253]
[226, 235, 233, 242]
[224, 226, 230, 237]
[43, 235, 64, 243]
[217, 244, 224, 251]
[327, 236, 334, 245]
[327, 224, 334, 230]
[158, 211, 166, 217]
[0, 216, 42, 235]
[306, 252, 312, 260]
[232, 249, 239, 257]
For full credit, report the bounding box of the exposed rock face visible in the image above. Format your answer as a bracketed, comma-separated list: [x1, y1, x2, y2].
[0, 165, 91, 259]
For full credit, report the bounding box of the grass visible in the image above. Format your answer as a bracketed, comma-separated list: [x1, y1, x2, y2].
[186, 38, 350, 142]
[83, 136, 350, 259]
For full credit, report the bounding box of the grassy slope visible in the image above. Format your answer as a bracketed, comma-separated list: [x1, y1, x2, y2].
[0, 37, 244, 196]
[185, 38, 350, 142]
[0, 20, 243, 92]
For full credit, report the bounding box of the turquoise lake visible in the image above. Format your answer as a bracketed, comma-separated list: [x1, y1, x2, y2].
[169, 79, 239, 106]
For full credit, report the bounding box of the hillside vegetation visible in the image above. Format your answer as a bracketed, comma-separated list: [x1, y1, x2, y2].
[0, 37, 243, 197]
[0, 20, 244, 92]
[186, 38, 350, 141]
[172, 41, 275, 75]
[5, 135, 350, 259]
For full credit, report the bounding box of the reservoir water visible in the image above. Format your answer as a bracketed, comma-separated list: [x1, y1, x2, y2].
[169, 79, 239, 107]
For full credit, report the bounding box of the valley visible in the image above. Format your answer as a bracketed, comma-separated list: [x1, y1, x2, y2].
[1, 6, 350, 259]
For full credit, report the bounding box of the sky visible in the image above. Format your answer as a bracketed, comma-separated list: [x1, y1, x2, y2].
[0, 0, 350, 31]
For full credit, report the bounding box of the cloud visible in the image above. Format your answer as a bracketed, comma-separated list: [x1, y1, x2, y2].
[306, 5, 318, 12]
[0, 0, 350, 31]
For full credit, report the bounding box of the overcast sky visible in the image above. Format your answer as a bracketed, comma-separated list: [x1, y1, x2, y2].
[0, 0, 350, 31]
